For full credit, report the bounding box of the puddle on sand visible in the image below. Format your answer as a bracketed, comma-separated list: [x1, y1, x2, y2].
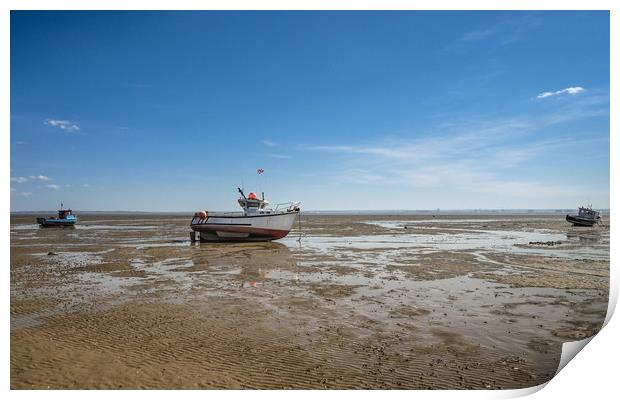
[75, 224, 160, 231]
[11, 224, 41, 231]
[32, 249, 116, 268]
[366, 219, 533, 228]
[281, 229, 607, 261]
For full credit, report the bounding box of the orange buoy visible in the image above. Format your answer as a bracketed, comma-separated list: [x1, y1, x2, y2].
[248, 192, 257, 200]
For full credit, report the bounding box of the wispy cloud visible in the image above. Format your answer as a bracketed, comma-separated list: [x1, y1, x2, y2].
[498, 15, 542, 46]
[442, 27, 497, 53]
[441, 14, 541, 55]
[11, 176, 28, 183]
[300, 91, 608, 201]
[125, 83, 153, 89]
[261, 140, 278, 147]
[267, 153, 292, 159]
[44, 119, 80, 132]
[12, 175, 52, 183]
[537, 86, 585, 99]
[29, 175, 51, 181]
[46, 184, 61, 190]
[16, 192, 32, 197]
[300, 117, 536, 163]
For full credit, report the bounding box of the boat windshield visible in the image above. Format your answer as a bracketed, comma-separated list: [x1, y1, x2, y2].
[58, 210, 72, 218]
[579, 208, 596, 217]
[239, 198, 271, 213]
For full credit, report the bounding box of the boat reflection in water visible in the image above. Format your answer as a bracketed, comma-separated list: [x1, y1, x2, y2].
[189, 241, 298, 288]
[566, 230, 603, 245]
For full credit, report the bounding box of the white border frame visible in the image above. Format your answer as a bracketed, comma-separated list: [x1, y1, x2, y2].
[3, 2, 616, 400]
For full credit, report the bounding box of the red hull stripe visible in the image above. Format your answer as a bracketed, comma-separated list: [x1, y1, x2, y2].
[191, 224, 290, 239]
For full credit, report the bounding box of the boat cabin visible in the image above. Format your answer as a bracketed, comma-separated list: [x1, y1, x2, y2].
[58, 209, 73, 219]
[237, 189, 271, 214]
[578, 207, 600, 219]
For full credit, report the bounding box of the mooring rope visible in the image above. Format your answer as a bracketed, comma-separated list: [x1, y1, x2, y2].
[297, 211, 302, 242]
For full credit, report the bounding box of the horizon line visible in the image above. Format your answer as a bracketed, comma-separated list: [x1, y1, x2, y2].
[10, 207, 610, 214]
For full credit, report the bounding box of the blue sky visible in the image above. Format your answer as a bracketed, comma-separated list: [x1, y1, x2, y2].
[10, 11, 609, 211]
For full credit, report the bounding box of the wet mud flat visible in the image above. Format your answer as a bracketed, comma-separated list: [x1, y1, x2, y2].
[10, 213, 609, 389]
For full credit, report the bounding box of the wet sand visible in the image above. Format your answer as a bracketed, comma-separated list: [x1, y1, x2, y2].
[10, 213, 609, 389]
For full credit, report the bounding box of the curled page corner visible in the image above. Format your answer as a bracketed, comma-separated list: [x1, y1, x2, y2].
[555, 336, 594, 376]
[552, 288, 616, 378]
[504, 337, 597, 399]
[603, 282, 618, 327]
[549, 270, 619, 377]
[501, 381, 549, 398]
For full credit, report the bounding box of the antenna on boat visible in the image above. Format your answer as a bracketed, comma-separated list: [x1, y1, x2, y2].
[237, 187, 247, 201]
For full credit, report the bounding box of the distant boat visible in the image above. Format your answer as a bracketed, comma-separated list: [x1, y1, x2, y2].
[566, 206, 600, 227]
[37, 204, 77, 227]
[190, 188, 300, 242]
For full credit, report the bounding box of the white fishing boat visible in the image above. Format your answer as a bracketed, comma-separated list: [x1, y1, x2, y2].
[190, 188, 300, 242]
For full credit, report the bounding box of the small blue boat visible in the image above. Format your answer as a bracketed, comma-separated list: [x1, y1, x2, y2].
[37, 204, 77, 227]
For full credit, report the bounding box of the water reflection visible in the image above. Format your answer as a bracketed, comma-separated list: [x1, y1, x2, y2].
[189, 241, 297, 287]
[566, 230, 603, 245]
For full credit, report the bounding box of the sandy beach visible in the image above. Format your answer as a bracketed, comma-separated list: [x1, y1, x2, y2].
[10, 213, 609, 389]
